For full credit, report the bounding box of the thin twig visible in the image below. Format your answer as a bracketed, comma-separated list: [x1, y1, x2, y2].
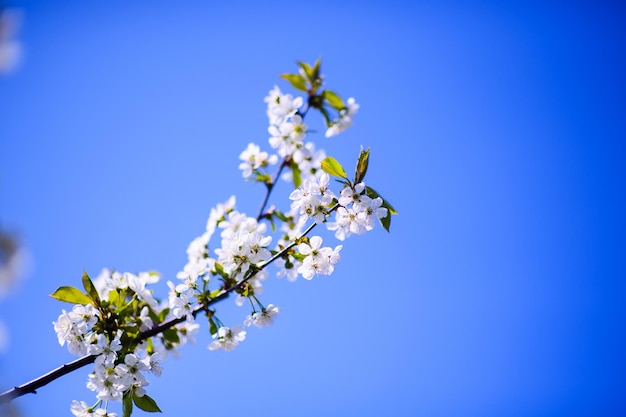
[256, 157, 289, 221]
[0, 217, 323, 405]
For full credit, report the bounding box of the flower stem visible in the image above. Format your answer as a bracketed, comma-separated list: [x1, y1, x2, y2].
[0, 211, 326, 405]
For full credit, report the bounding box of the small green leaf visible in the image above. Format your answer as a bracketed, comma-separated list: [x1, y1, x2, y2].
[280, 73, 308, 92]
[291, 251, 306, 262]
[241, 282, 254, 297]
[108, 288, 120, 306]
[162, 328, 180, 344]
[380, 212, 392, 232]
[82, 271, 101, 307]
[365, 186, 398, 215]
[297, 61, 314, 80]
[267, 213, 276, 232]
[323, 90, 345, 111]
[158, 307, 170, 322]
[321, 156, 348, 179]
[273, 210, 291, 223]
[209, 317, 218, 336]
[319, 106, 333, 126]
[291, 162, 302, 188]
[49, 286, 93, 305]
[311, 57, 322, 84]
[214, 262, 229, 279]
[123, 391, 134, 417]
[354, 147, 370, 184]
[253, 172, 272, 184]
[133, 393, 162, 413]
[365, 186, 398, 232]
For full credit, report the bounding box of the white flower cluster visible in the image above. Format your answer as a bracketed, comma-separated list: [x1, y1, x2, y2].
[71, 400, 118, 417]
[265, 85, 303, 128]
[216, 211, 272, 277]
[238, 142, 278, 178]
[53, 269, 197, 415]
[87, 351, 153, 401]
[328, 182, 388, 241]
[325, 97, 359, 138]
[208, 325, 246, 352]
[296, 236, 342, 280]
[289, 172, 335, 225]
[53, 304, 100, 356]
[240, 86, 329, 184]
[244, 304, 279, 328]
[48, 69, 393, 417]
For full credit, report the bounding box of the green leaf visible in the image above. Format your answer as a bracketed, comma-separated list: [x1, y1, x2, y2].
[365, 186, 398, 232]
[365, 186, 398, 215]
[297, 61, 314, 80]
[311, 57, 322, 83]
[157, 307, 170, 322]
[253, 172, 272, 184]
[354, 147, 370, 184]
[49, 286, 93, 305]
[273, 210, 291, 223]
[82, 271, 101, 307]
[280, 73, 308, 92]
[323, 90, 345, 111]
[292, 252, 307, 262]
[291, 161, 302, 188]
[108, 288, 120, 307]
[133, 393, 162, 413]
[162, 328, 180, 344]
[318, 106, 333, 126]
[267, 213, 276, 232]
[209, 317, 218, 336]
[123, 391, 134, 417]
[214, 262, 229, 279]
[321, 157, 348, 179]
[380, 213, 391, 232]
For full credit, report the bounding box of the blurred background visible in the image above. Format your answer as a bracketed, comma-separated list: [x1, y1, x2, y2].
[1, 1, 625, 416]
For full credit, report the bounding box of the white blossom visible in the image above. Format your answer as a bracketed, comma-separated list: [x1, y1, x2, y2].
[338, 182, 370, 211]
[70, 400, 117, 417]
[244, 304, 279, 328]
[325, 97, 359, 137]
[208, 325, 246, 352]
[127, 272, 159, 309]
[268, 114, 308, 158]
[87, 363, 124, 401]
[115, 353, 149, 396]
[296, 236, 342, 280]
[215, 212, 272, 278]
[238, 142, 278, 178]
[359, 196, 388, 231]
[205, 195, 236, 239]
[94, 334, 122, 367]
[167, 281, 195, 321]
[326, 205, 364, 240]
[143, 349, 166, 377]
[177, 321, 200, 346]
[264, 85, 303, 126]
[289, 172, 335, 225]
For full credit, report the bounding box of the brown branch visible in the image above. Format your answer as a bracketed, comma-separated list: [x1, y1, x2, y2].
[0, 217, 324, 405]
[256, 157, 290, 221]
[0, 354, 97, 404]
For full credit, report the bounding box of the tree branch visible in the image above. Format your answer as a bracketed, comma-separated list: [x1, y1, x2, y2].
[256, 157, 289, 221]
[0, 216, 325, 405]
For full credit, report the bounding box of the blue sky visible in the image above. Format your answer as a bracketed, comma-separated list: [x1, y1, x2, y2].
[1, 1, 625, 416]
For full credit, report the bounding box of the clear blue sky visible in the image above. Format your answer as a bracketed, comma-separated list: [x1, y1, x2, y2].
[1, 1, 625, 416]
